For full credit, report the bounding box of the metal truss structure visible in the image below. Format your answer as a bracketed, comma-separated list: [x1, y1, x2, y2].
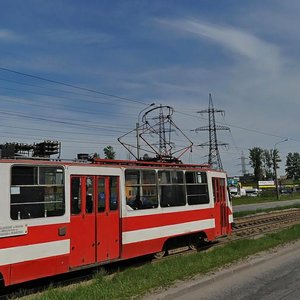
[194, 94, 229, 170]
[118, 105, 193, 162]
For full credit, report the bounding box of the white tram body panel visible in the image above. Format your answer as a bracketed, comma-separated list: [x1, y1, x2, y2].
[0, 159, 232, 286]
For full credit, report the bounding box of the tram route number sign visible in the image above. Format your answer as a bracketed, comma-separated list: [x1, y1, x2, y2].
[0, 224, 28, 238]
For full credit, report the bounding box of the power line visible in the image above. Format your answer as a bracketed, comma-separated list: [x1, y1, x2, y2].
[0, 77, 133, 102]
[0, 95, 136, 119]
[0, 133, 124, 147]
[2, 66, 300, 148]
[0, 123, 122, 138]
[0, 66, 149, 105]
[0, 110, 130, 133]
[0, 66, 291, 142]
[0, 85, 140, 110]
[178, 110, 300, 144]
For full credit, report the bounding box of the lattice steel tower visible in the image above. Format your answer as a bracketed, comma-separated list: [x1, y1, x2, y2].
[195, 94, 229, 170]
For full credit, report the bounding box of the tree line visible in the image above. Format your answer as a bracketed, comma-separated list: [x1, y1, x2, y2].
[249, 147, 300, 182]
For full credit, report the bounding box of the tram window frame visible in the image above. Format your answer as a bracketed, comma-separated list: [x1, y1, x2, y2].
[125, 169, 158, 210]
[10, 165, 65, 220]
[185, 171, 209, 205]
[97, 177, 106, 212]
[71, 177, 82, 215]
[85, 176, 94, 214]
[158, 170, 186, 207]
[109, 177, 118, 211]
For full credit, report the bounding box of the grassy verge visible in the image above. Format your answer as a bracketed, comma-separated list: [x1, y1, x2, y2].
[232, 193, 300, 206]
[33, 224, 300, 300]
[233, 203, 300, 218]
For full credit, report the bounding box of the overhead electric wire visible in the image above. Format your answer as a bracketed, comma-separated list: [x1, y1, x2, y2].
[0, 110, 130, 133]
[0, 67, 149, 105]
[220, 113, 242, 156]
[0, 132, 124, 147]
[0, 95, 135, 119]
[1, 66, 299, 150]
[0, 77, 149, 114]
[1, 66, 293, 142]
[0, 107, 132, 130]
[0, 85, 141, 110]
[0, 123, 123, 138]
[177, 110, 300, 144]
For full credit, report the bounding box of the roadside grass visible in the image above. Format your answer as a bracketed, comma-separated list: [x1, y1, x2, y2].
[232, 193, 300, 206]
[33, 224, 300, 300]
[233, 203, 300, 218]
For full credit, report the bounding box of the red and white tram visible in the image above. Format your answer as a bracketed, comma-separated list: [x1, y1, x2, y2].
[0, 158, 232, 286]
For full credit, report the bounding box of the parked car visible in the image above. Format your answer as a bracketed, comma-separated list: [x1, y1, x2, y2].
[245, 188, 259, 197]
[280, 188, 293, 195]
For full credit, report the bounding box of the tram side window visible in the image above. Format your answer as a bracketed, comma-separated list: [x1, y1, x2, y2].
[110, 177, 118, 211]
[125, 169, 158, 210]
[71, 177, 81, 215]
[97, 177, 105, 212]
[11, 165, 37, 185]
[11, 166, 65, 220]
[185, 171, 209, 205]
[86, 177, 94, 213]
[159, 171, 186, 207]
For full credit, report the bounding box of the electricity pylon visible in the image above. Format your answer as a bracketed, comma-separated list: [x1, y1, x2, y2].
[194, 94, 229, 170]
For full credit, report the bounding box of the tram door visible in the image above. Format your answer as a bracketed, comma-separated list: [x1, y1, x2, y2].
[213, 177, 228, 236]
[70, 176, 97, 267]
[70, 176, 120, 268]
[96, 176, 120, 262]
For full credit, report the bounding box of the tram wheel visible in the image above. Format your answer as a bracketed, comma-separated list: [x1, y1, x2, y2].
[153, 250, 166, 259]
[188, 235, 202, 250]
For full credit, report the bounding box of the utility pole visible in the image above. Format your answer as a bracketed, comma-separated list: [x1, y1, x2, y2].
[273, 152, 280, 201]
[194, 94, 229, 170]
[240, 151, 249, 175]
[273, 139, 288, 200]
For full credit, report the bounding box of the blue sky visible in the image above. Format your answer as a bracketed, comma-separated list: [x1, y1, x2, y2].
[0, 0, 299, 176]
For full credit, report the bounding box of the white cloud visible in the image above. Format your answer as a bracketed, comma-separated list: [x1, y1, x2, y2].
[157, 18, 281, 75]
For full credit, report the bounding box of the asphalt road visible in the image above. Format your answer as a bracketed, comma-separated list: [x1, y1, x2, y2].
[234, 198, 300, 212]
[144, 240, 300, 300]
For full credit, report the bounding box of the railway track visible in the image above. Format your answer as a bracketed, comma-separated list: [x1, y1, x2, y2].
[231, 208, 300, 239]
[3, 208, 300, 299]
[146, 208, 300, 264]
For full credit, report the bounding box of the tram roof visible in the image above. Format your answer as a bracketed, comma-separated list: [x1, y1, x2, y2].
[0, 156, 223, 172]
[92, 158, 211, 169]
